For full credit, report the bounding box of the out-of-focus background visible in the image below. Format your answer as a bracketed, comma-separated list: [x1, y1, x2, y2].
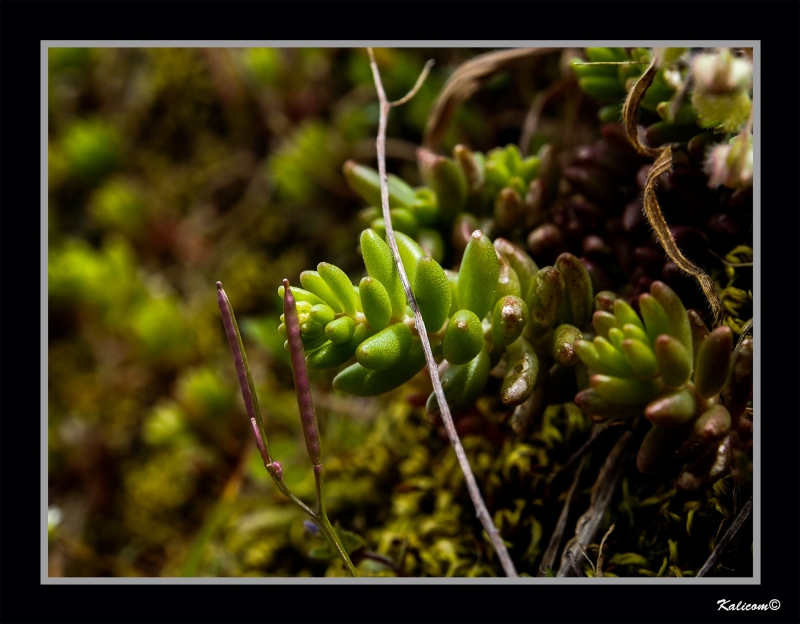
[47, 47, 561, 577]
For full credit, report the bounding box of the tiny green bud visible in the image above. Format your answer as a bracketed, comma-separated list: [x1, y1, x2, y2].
[300, 270, 343, 313]
[309, 304, 336, 326]
[317, 262, 358, 318]
[325, 316, 356, 345]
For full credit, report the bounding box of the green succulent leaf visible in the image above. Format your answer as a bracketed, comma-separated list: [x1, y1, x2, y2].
[309, 303, 336, 326]
[343, 159, 416, 209]
[324, 315, 356, 345]
[356, 322, 413, 371]
[278, 284, 328, 308]
[317, 262, 358, 318]
[555, 253, 593, 329]
[491, 295, 528, 347]
[358, 276, 393, 331]
[591, 375, 665, 405]
[306, 323, 375, 370]
[639, 293, 672, 347]
[654, 334, 693, 388]
[413, 255, 452, 333]
[427, 343, 491, 418]
[528, 266, 565, 327]
[650, 281, 693, 363]
[443, 309, 485, 365]
[360, 229, 406, 320]
[620, 338, 659, 378]
[457, 230, 500, 320]
[551, 324, 583, 367]
[644, 388, 697, 427]
[693, 326, 733, 400]
[501, 337, 538, 407]
[332, 337, 425, 397]
[394, 230, 425, 286]
[300, 270, 343, 313]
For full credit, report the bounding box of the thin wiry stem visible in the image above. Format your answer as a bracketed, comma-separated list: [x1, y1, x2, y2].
[367, 48, 519, 578]
[697, 495, 752, 577]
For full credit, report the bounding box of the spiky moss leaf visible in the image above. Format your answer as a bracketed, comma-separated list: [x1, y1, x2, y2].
[493, 238, 539, 303]
[307, 323, 375, 370]
[360, 229, 406, 320]
[325, 316, 356, 345]
[356, 322, 413, 371]
[413, 256, 451, 333]
[528, 266, 564, 327]
[300, 271, 343, 313]
[591, 375, 665, 405]
[693, 326, 733, 400]
[555, 253, 593, 329]
[442, 309, 484, 365]
[457, 230, 499, 321]
[491, 296, 528, 347]
[501, 337, 538, 407]
[621, 338, 659, 378]
[358, 277, 392, 331]
[333, 337, 425, 397]
[343, 159, 416, 209]
[278, 284, 328, 308]
[394, 231, 425, 286]
[654, 335, 693, 389]
[426, 343, 492, 418]
[645, 388, 697, 427]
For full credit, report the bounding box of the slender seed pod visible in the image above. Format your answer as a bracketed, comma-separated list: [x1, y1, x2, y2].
[358, 276, 392, 331]
[317, 262, 358, 317]
[426, 343, 492, 418]
[443, 309, 484, 365]
[501, 337, 538, 406]
[413, 256, 451, 333]
[693, 326, 733, 400]
[356, 322, 413, 371]
[300, 270, 343, 313]
[282, 280, 322, 466]
[325, 316, 356, 345]
[491, 295, 528, 347]
[360, 229, 406, 320]
[639, 293, 672, 347]
[555, 253, 593, 329]
[644, 387, 697, 427]
[309, 304, 336, 326]
[493, 238, 539, 303]
[528, 266, 565, 327]
[278, 284, 328, 307]
[332, 338, 426, 397]
[654, 334, 693, 388]
[394, 230, 425, 285]
[343, 159, 416, 208]
[457, 230, 500, 320]
[307, 323, 375, 370]
[591, 375, 664, 405]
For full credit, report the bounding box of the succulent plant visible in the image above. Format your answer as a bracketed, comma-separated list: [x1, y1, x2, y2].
[573, 280, 753, 490]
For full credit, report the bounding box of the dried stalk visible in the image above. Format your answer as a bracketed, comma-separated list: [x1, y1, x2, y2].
[423, 47, 557, 151]
[557, 431, 634, 577]
[697, 495, 752, 577]
[367, 48, 519, 578]
[621, 53, 724, 325]
[538, 454, 586, 576]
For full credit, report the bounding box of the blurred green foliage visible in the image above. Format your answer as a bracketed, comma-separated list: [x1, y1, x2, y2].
[48, 47, 751, 578]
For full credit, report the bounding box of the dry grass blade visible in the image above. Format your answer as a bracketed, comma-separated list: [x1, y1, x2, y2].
[622, 53, 724, 325]
[423, 48, 557, 151]
[538, 455, 586, 576]
[557, 431, 634, 577]
[596, 522, 615, 577]
[368, 48, 518, 577]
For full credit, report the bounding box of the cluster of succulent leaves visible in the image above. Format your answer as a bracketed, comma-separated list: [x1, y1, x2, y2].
[572, 47, 753, 190]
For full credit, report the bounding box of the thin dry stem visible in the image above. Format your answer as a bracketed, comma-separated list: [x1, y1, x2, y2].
[367, 48, 518, 578]
[596, 522, 615, 577]
[697, 495, 752, 577]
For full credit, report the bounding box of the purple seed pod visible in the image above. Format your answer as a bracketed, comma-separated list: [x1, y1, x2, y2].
[283, 279, 322, 467]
